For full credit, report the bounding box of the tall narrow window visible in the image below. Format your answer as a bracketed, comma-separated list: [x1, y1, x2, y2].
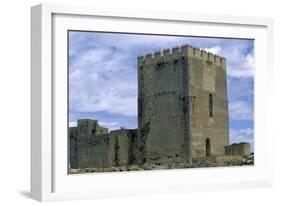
[209, 94, 213, 117]
[206, 138, 211, 156]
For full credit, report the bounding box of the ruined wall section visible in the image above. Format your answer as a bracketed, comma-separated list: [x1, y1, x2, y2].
[225, 143, 250, 156]
[74, 119, 108, 168]
[138, 46, 189, 164]
[83, 133, 114, 168]
[69, 119, 138, 169]
[111, 129, 138, 166]
[187, 47, 229, 158]
[77, 119, 109, 136]
[69, 127, 78, 169]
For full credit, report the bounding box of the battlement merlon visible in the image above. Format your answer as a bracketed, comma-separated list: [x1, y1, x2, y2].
[138, 45, 226, 67]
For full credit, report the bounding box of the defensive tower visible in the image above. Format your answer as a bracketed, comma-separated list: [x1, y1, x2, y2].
[137, 45, 229, 164]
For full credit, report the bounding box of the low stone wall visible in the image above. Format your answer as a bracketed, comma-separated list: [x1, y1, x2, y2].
[225, 142, 250, 156]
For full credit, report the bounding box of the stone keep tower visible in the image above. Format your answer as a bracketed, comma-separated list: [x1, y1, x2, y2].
[137, 45, 229, 164]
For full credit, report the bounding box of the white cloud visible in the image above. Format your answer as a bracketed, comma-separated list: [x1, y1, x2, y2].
[69, 68, 137, 116]
[77, 48, 110, 66]
[203, 46, 221, 56]
[69, 47, 138, 117]
[229, 101, 253, 121]
[200, 45, 254, 79]
[99, 121, 121, 131]
[69, 34, 140, 117]
[226, 48, 254, 78]
[69, 121, 77, 127]
[99, 121, 119, 126]
[203, 40, 254, 78]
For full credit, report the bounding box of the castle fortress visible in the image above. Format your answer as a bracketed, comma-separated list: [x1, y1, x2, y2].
[69, 45, 250, 169]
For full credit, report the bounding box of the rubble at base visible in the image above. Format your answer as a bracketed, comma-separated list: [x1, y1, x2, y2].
[69, 153, 254, 174]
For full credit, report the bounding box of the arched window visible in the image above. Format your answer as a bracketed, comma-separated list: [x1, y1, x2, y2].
[209, 94, 213, 117]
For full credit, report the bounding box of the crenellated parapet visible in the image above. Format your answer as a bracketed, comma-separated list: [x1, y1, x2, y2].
[138, 45, 187, 62]
[138, 44, 225, 67]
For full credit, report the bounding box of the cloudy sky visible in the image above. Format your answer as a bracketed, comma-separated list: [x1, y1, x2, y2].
[68, 31, 254, 151]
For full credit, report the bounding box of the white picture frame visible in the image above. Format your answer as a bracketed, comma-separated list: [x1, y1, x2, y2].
[31, 3, 274, 202]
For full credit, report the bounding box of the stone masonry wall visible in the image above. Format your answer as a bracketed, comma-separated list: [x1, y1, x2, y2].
[138, 47, 188, 164]
[225, 143, 250, 156]
[187, 47, 229, 158]
[69, 127, 78, 168]
[111, 129, 138, 166]
[69, 119, 138, 169]
[138, 45, 229, 164]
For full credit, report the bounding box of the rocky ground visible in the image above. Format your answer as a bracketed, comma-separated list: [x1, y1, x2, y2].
[69, 153, 254, 174]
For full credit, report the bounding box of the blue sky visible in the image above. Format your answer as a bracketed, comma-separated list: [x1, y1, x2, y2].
[68, 31, 254, 151]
